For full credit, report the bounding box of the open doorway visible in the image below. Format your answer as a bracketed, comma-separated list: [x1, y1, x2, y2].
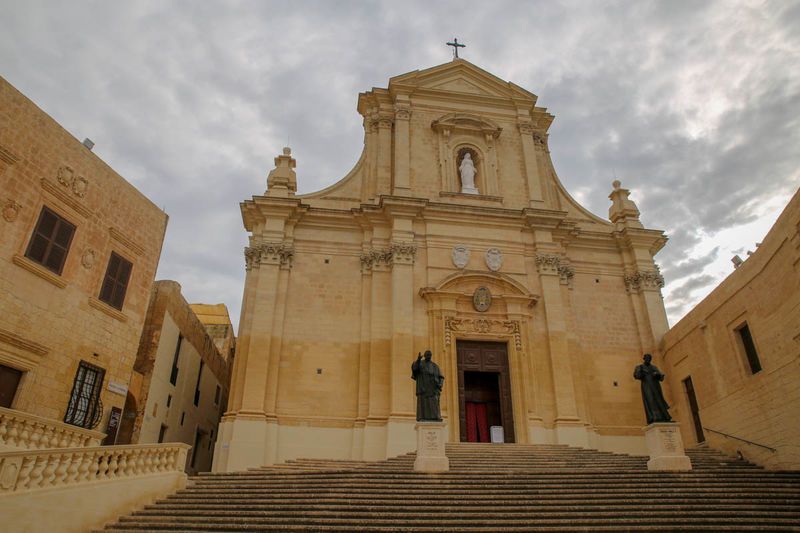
[457, 340, 514, 443]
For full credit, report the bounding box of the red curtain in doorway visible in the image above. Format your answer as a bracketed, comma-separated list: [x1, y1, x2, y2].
[465, 402, 489, 443]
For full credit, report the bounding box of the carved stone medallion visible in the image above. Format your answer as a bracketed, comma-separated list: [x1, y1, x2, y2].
[485, 247, 502, 271]
[2, 199, 21, 222]
[81, 248, 96, 270]
[451, 244, 469, 269]
[473, 286, 492, 312]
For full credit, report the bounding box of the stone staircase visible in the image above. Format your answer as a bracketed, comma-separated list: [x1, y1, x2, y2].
[100, 443, 800, 532]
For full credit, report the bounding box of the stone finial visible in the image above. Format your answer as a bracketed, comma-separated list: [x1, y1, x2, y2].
[608, 180, 643, 229]
[266, 147, 297, 197]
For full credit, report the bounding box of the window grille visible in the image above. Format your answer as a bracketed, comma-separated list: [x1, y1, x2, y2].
[25, 206, 76, 275]
[64, 361, 105, 429]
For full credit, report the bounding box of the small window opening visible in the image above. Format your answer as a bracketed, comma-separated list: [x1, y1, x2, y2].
[736, 323, 761, 374]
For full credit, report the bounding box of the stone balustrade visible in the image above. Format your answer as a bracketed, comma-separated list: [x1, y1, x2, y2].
[0, 443, 190, 494]
[0, 407, 106, 450]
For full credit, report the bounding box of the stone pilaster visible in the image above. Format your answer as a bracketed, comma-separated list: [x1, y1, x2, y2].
[393, 103, 411, 194]
[518, 119, 545, 206]
[535, 252, 580, 423]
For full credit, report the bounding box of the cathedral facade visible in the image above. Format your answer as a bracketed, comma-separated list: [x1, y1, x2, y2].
[213, 60, 669, 472]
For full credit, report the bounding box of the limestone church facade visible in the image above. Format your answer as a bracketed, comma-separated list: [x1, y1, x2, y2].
[213, 60, 669, 472]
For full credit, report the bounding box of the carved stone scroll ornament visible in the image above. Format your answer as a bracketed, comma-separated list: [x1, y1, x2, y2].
[451, 244, 469, 269]
[390, 242, 417, 265]
[535, 253, 561, 275]
[244, 243, 294, 271]
[624, 270, 665, 293]
[2, 199, 21, 222]
[56, 166, 89, 198]
[485, 248, 503, 272]
[80, 249, 96, 270]
[444, 317, 521, 348]
[360, 248, 392, 273]
[558, 264, 575, 287]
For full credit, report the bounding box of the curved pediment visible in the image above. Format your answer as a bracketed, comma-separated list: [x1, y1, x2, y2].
[431, 113, 502, 138]
[421, 270, 537, 300]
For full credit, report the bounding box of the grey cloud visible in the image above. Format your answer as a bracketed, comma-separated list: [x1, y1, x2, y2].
[2, 0, 798, 330]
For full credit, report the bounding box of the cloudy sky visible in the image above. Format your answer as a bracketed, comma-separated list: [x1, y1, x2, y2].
[2, 1, 798, 330]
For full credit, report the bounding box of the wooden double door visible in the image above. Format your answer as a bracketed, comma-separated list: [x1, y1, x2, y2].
[456, 340, 515, 443]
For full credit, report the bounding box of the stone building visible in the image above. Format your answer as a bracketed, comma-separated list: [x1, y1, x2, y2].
[0, 75, 168, 444]
[214, 59, 670, 472]
[661, 187, 800, 469]
[124, 281, 233, 474]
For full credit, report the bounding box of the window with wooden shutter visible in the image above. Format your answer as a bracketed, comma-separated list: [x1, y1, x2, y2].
[99, 252, 133, 310]
[24, 206, 76, 275]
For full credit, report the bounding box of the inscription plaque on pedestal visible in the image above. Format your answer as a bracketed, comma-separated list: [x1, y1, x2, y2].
[414, 421, 449, 472]
[644, 422, 692, 471]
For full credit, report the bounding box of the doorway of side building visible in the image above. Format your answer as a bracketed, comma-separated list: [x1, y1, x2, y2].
[456, 340, 514, 443]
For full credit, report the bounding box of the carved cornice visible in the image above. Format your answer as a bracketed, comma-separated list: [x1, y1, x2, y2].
[0, 145, 20, 165]
[12, 254, 67, 288]
[109, 227, 145, 256]
[88, 296, 129, 322]
[624, 270, 665, 293]
[40, 178, 92, 219]
[444, 318, 522, 352]
[535, 253, 561, 275]
[0, 328, 49, 356]
[431, 113, 502, 139]
[245, 242, 294, 271]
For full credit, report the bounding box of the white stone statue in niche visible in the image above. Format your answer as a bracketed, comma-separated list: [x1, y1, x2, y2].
[459, 153, 479, 195]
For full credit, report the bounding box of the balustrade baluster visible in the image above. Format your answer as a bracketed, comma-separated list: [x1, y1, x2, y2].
[158, 449, 168, 472]
[65, 451, 81, 484]
[18, 420, 31, 448]
[28, 455, 47, 489]
[87, 451, 100, 480]
[97, 452, 110, 479]
[58, 429, 70, 448]
[135, 449, 146, 475]
[0, 413, 8, 444]
[8, 419, 20, 447]
[48, 429, 60, 449]
[16, 456, 36, 490]
[77, 452, 92, 481]
[30, 422, 44, 449]
[54, 453, 71, 485]
[144, 451, 154, 473]
[41, 453, 59, 487]
[107, 451, 119, 478]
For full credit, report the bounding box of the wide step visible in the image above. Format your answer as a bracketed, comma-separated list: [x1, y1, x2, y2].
[102, 443, 800, 531]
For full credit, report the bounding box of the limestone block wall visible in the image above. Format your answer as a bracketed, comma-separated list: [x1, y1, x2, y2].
[0, 76, 167, 435]
[131, 281, 232, 474]
[662, 189, 800, 469]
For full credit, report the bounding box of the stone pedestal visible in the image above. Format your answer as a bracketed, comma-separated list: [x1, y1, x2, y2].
[644, 422, 692, 471]
[413, 421, 449, 472]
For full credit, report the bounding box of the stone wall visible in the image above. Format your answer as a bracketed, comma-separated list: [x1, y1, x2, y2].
[130, 280, 232, 473]
[661, 188, 800, 469]
[0, 76, 168, 435]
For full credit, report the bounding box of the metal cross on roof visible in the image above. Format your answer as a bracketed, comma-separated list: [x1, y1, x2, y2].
[446, 38, 466, 59]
